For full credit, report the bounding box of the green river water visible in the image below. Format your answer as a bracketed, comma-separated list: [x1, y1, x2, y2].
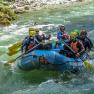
[0, 2, 94, 94]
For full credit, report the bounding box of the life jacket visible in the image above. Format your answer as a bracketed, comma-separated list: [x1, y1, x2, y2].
[62, 32, 69, 40]
[70, 41, 79, 53]
[28, 43, 34, 49]
[27, 37, 39, 50]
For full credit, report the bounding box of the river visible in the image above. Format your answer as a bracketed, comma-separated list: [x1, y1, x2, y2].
[0, 2, 94, 94]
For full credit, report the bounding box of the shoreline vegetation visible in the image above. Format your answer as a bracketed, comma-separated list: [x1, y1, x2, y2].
[0, 0, 93, 26]
[0, 1, 17, 26]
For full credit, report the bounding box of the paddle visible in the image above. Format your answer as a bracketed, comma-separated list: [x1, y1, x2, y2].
[7, 50, 20, 56]
[8, 39, 53, 56]
[8, 41, 22, 52]
[7, 41, 22, 56]
[83, 60, 94, 72]
[5, 42, 41, 65]
[61, 40, 94, 72]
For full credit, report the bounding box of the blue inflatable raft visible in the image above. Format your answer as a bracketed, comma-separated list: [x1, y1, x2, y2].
[16, 49, 87, 72]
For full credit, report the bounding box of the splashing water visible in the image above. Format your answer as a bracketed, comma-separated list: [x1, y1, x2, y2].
[0, 2, 94, 94]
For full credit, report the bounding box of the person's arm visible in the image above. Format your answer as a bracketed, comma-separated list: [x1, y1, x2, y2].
[34, 37, 40, 44]
[45, 34, 51, 40]
[36, 35, 42, 42]
[78, 41, 85, 55]
[42, 34, 51, 40]
[21, 37, 29, 53]
[57, 32, 63, 40]
[75, 41, 85, 57]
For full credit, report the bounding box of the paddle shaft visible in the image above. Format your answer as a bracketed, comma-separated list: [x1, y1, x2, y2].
[10, 43, 41, 63]
[61, 40, 86, 61]
[61, 40, 76, 54]
[85, 51, 92, 60]
[62, 40, 92, 62]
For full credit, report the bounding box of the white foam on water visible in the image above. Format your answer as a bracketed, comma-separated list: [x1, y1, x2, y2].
[50, 36, 57, 41]
[2, 24, 18, 32]
[0, 46, 8, 48]
[0, 32, 4, 35]
[88, 30, 94, 42]
[63, 5, 94, 19]
[33, 24, 59, 29]
[7, 24, 18, 29]
[88, 60, 94, 66]
[0, 35, 13, 41]
[1, 61, 7, 64]
[10, 27, 28, 35]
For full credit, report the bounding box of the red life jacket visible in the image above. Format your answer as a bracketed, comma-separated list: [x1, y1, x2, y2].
[27, 43, 34, 49]
[27, 37, 39, 50]
[70, 41, 79, 53]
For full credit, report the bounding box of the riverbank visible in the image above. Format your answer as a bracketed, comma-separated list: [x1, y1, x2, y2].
[8, 0, 93, 13]
[0, 2, 94, 94]
[0, 0, 93, 26]
[0, 5, 17, 26]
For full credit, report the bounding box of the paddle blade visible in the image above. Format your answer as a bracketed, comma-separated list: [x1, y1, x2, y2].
[7, 50, 20, 56]
[83, 60, 94, 72]
[4, 59, 16, 66]
[8, 41, 22, 51]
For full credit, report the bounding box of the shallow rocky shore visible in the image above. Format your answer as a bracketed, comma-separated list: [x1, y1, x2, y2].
[8, 0, 91, 13]
[0, 0, 93, 25]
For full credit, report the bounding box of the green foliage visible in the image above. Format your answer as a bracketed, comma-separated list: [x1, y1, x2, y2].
[0, 6, 17, 26]
[0, 0, 15, 2]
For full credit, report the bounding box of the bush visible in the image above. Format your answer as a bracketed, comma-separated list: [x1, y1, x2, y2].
[0, 6, 17, 26]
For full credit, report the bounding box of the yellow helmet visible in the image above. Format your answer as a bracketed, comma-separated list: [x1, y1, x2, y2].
[29, 27, 39, 32]
[74, 29, 79, 35]
[70, 32, 77, 39]
[29, 30, 36, 37]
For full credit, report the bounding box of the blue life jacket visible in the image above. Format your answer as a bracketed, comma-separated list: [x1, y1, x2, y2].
[57, 31, 63, 40]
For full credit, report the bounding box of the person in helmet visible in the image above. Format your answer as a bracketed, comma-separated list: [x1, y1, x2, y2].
[29, 27, 51, 42]
[56, 25, 70, 50]
[33, 28, 51, 49]
[57, 25, 70, 42]
[78, 29, 93, 51]
[73, 29, 80, 39]
[21, 29, 39, 53]
[69, 32, 85, 57]
[61, 32, 85, 58]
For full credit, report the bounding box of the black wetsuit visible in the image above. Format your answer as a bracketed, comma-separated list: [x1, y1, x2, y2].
[78, 36, 93, 51]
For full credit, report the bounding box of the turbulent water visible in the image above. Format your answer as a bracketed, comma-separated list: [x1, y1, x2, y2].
[0, 2, 94, 94]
